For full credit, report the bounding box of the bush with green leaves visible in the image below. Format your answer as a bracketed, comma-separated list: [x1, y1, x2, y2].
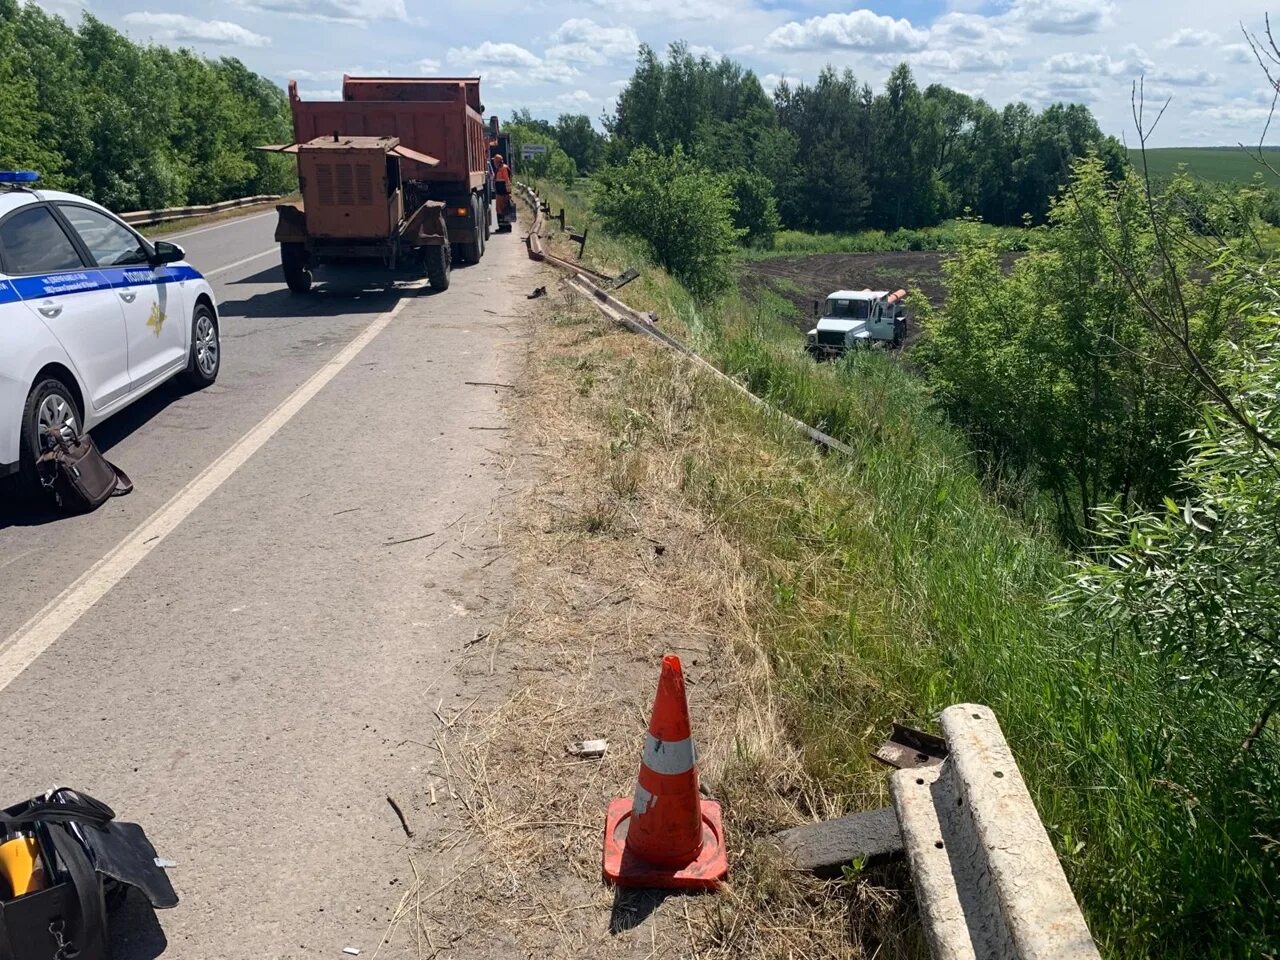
[592, 146, 743, 300]
[725, 170, 780, 248]
[917, 155, 1217, 542]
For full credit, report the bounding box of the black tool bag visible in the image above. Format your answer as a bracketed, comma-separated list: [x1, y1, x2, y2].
[0, 789, 177, 960]
[35, 430, 132, 513]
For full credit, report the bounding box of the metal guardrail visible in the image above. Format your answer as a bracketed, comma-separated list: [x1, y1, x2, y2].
[120, 194, 281, 227]
[891, 705, 1100, 960]
[516, 183, 855, 458]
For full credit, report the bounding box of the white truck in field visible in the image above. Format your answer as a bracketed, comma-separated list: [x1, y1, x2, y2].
[805, 288, 907, 358]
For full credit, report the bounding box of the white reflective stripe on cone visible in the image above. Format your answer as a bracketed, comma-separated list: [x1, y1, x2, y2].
[642, 733, 697, 776]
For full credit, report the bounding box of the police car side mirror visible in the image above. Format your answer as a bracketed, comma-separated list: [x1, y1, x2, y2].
[151, 240, 185, 266]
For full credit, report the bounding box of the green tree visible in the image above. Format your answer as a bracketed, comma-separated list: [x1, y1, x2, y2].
[592, 146, 742, 299]
[919, 156, 1212, 541]
[553, 114, 604, 174]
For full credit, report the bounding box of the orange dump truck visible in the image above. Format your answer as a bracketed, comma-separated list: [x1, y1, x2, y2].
[267, 75, 495, 292]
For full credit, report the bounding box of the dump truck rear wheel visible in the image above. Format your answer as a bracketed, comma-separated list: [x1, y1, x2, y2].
[475, 200, 486, 260]
[281, 243, 312, 294]
[424, 244, 451, 291]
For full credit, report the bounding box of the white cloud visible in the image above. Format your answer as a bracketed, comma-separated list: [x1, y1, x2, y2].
[584, 0, 735, 22]
[1162, 28, 1219, 47]
[1045, 50, 1145, 77]
[914, 47, 1010, 72]
[1027, 77, 1104, 104]
[283, 66, 389, 81]
[687, 44, 723, 61]
[229, 0, 406, 23]
[32, 0, 86, 18]
[448, 41, 577, 85]
[1013, 0, 1112, 35]
[930, 12, 1012, 46]
[415, 58, 441, 73]
[1224, 43, 1255, 64]
[557, 89, 596, 107]
[122, 12, 269, 46]
[1149, 67, 1218, 86]
[766, 9, 929, 53]
[546, 19, 639, 66]
[294, 87, 341, 101]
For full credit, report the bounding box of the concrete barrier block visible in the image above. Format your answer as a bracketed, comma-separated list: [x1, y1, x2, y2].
[890, 704, 1100, 960]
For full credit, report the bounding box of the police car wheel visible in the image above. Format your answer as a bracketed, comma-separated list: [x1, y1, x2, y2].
[181, 304, 220, 389]
[19, 377, 81, 496]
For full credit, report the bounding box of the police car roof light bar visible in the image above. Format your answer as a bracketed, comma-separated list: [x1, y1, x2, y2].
[0, 171, 41, 194]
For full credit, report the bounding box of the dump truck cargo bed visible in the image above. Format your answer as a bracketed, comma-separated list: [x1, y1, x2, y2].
[288, 80, 487, 191]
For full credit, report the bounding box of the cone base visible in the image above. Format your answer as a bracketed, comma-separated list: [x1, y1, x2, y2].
[602, 797, 728, 891]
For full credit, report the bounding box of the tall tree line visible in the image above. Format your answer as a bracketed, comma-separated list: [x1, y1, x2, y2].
[0, 0, 293, 211]
[608, 43, 1128, 232]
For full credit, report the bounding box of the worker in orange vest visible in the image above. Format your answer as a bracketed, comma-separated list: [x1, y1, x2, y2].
[492, 153, 512, 222]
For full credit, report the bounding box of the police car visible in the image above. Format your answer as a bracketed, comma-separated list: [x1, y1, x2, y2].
[0, 171, 220, 492]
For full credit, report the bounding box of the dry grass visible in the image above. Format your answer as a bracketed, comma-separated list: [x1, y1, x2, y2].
[372, 283, 905, 958]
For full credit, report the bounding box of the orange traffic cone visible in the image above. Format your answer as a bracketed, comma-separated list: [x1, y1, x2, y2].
[602, 654, 728, 890]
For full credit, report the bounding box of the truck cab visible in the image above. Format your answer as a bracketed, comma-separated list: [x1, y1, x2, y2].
[805, 288, 907, 358]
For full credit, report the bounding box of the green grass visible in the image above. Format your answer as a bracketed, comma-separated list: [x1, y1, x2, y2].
[1131, 146, 1280, 186]
[531, 178, 1280, 958]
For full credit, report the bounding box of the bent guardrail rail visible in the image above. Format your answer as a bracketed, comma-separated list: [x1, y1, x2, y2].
[890, 705, 1100, 960]
[515, 182, 855, 458]
[120, 194, 282, 227]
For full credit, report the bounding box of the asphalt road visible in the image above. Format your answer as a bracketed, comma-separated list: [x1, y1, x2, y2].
[0, 210, 539, 957]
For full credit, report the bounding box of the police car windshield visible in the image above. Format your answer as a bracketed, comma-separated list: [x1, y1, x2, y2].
[826, 298, 870, 320]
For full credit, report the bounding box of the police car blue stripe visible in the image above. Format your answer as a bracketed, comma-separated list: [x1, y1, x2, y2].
[11, 270, 111, 300]
[0, 264, 204, 305]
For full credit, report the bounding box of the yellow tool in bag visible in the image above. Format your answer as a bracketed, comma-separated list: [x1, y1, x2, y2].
[0, 836, 47, 898]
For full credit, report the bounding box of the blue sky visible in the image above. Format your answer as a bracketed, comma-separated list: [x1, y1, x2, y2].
[30, 0, 1275, 147]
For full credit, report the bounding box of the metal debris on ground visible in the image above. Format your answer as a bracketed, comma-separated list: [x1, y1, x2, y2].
[613, 268, 640, 289]
[342, 948, 362, 956]
[527, 286, 547, 299]
[566, 738, 608, 759]
[872, 722, 948, 770]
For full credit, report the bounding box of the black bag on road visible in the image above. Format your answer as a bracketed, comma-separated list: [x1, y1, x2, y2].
[0, 788, 177, 960]
[36, 430, 132, 512]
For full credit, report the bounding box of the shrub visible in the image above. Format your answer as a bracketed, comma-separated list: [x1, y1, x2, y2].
[592, 146, 743, 300]
[725, 170, 781, 248]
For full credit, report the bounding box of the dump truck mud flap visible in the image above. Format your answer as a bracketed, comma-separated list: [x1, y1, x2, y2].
[274, 203, 308, 243]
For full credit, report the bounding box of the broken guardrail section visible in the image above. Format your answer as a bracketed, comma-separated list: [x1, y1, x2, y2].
[890, 704, 1100, 960]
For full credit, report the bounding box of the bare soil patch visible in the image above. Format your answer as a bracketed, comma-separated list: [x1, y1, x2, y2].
[739, 251, 1019, 347]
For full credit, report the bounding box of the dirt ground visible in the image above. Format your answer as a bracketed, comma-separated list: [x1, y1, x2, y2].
[738, 251, 1019, 347]
[365, 278, 911, 958]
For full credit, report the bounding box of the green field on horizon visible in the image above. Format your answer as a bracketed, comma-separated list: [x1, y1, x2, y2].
[1131, 146, 1280, 186]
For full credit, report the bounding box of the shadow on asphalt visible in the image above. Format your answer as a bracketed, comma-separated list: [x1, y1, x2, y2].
[217, 264, 444, 320]
[109, 888, 169, 960]
[0, 378, 193, 529]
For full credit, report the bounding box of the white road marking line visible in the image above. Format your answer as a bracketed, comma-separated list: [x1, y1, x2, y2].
[0, 296, 412, 695]
[164, 210, 275, 240]
[205, 247, 277, 280]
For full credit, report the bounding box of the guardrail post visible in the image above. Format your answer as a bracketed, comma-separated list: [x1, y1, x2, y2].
[890, 705, 1100, 960]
